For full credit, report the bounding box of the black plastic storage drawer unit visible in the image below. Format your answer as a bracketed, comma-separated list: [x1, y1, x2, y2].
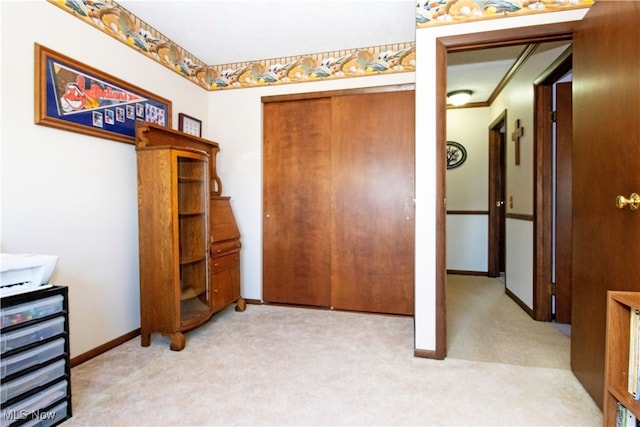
[0, 286, 71, 426]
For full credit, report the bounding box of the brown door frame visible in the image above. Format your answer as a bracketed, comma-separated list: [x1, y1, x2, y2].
[488, 110, 507, 278]
[532, 49, 573, 321]
[552, 81, 573, 324]
[436, 22, 578, 356]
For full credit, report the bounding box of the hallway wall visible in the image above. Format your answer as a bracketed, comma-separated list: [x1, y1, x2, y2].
[446, 107, 490, 273]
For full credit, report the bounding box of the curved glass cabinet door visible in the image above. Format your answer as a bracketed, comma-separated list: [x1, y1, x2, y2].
[176, 152, 209, 325]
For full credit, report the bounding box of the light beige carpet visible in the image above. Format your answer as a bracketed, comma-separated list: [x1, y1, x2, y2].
[63, 275, 602, 426]
[446, 274, 570, 369]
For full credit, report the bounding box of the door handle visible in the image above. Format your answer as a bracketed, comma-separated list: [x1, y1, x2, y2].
[615, 193, 640, 211]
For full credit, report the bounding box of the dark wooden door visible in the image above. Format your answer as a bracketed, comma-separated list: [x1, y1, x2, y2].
[263, 98, 333, 307]
[571, 2, 640, 407]
[330, 91, 415, 315]
[554, 82, 572, 324]
[488, 111, 507, 278]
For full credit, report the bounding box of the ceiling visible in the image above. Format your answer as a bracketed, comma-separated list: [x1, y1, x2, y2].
[117, 0, 418, 66]
[116, 1, 567, 104]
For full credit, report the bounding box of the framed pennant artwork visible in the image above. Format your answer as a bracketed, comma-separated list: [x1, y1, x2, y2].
[34, 43, 172, 144]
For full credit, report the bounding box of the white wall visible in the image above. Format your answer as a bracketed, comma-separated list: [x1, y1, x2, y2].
[505, 219, 534, 306]
[0, 1, 210, 358]
[446, 215, 488, 272]
[446, 108, 490, 211]
[446, 107, 490, 272]
[415, 8, 588, 353]
[490, 41, 571, 216]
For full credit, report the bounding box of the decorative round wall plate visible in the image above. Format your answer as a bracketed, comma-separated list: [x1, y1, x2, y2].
[446, 141, 467, 169]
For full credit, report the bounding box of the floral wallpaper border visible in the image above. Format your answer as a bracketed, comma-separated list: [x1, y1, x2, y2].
[417, 0, 592, 26]
[48, 0, 592, 91]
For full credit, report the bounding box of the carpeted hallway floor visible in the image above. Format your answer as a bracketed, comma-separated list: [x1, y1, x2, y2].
[62, 275, 602, 426]
[446, 274, 571, 369]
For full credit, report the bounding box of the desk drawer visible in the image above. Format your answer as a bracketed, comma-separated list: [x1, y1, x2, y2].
[210, 240, 241, 257]
[210, 253, 239, 273]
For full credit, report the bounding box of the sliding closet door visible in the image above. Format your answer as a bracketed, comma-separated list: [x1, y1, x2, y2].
[331, 91, 415, 315]
[263, 98, 332, 306]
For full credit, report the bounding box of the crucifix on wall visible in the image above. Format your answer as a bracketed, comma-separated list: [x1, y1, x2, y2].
[511, 119, 524, 165]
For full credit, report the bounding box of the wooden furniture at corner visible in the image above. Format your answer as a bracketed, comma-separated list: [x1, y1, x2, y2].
[135, 122, 244, 351]
[210, 196, 244, 313]
[136, 121, 223, 197]
[603, 291, 640, 426]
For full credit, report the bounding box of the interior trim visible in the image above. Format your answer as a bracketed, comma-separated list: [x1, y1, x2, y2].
[71, 328, 140, 367]
[532, 50, 573, 322]
[505, 287, 535, 318]
[434, 39, 448, 360]
[261, 84, 415, 103]
[505, 213, 534, 221]
[447, 270, 488, 276]
[446, 210, 489, 215]
[488, 43, 539, 105]
[414, 348, 440, 359]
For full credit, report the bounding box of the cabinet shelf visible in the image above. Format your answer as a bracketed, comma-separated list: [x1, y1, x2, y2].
[178, 211, 205, 217]
[180, 285, 205, 300]
[608, 384, 640, 413]
[604, 291, 640, 426]
[179, 255, 206, 265]
[178, 177, 205, 183]
[610, 292, 640, 310]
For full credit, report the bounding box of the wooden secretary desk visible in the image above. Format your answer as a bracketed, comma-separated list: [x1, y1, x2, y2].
[135, 122, 244, 351]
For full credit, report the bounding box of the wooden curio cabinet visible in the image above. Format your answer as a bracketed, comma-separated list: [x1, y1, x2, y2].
[135, 122, 244, 351]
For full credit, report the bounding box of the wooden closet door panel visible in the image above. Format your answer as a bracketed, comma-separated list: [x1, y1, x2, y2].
[331, 91, 415, 315]
[263, 98, 332, 307]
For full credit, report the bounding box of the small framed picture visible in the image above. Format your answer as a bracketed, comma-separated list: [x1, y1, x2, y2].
[178, 113, 202, 137]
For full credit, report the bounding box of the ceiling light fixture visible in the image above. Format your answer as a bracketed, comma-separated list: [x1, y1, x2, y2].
[447, 90, 473, 106]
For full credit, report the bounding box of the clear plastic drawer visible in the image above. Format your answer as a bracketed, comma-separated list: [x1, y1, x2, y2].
[1, 296, 63, 329]
[0, 380, 67, 425]
[0, 339, 65, 379]
[1, 317, 65, 354]
[19, 400, 68, 427]
[1, 359, 66, 404]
